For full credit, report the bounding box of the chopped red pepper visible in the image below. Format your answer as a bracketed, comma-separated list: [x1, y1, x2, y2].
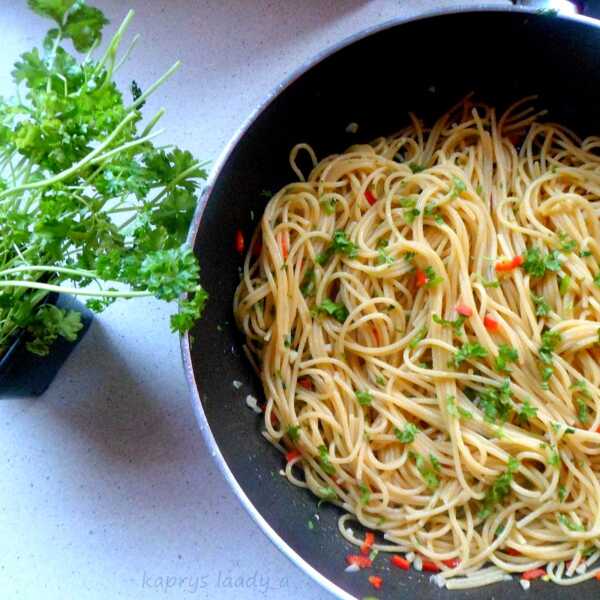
[281, 234, 289, 260]
[360, 532, 375, 556]
[596, 425, 600, 434]
[455, 304, 473, 317]
[422, 560, 441, 573]
[270, 411, 279, 426]
[368, 575, 383, 590]
[391, 555, 410, 570]
[346, 554, 372, 569]
[285, 449, 300, 462]
[506, 548, 521, 557]
[484, 314, 500, 332]
[522, 568, 546, 581]
[298, 377, 313, 390]
[235, 229, 245, 254]
[495, 255, 523, 273]
[415, 269, 428, 288]
[442, 558, 460, 568]
[596, 571, 600, 581]
[365, 190, 377, 206]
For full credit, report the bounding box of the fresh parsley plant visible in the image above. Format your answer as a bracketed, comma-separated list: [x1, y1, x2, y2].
[0, 1, 207, 356]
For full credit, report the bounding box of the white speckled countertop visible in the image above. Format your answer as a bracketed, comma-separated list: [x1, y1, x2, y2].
[0, 2, 505, 598]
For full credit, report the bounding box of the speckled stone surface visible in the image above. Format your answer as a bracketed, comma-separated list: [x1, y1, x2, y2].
[0, 2, 505, 598]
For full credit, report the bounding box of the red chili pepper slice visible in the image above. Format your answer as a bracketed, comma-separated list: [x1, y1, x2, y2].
[391, 555, 410, 570]
[360, 532, 375, 556]
[285, 449, 300, 462]
[346, 554, 372, 569]
[496, 255, 523, 272]
[235, 229, 245, 254]
[422, 560, 441, 573]
[298, 377, 313, 390]
[415, 269, 428, 288]
[442, 558, 460, 568]
[368, 575, 383, 589]
[522, 568, 546, 581]
[484, 314, 500, 332]
[365, 190, 377, 206]
[455, 304, 473, 317]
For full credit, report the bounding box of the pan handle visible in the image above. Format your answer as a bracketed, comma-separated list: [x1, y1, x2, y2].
[512, 0, 600, 19]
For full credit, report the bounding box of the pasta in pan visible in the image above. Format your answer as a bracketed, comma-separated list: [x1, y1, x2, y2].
[234, 98, 600, 588]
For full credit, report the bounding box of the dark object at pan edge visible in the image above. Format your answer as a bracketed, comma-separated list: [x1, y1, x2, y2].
[182, 5, 600, 599]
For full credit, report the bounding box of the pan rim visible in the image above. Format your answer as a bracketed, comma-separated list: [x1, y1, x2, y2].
[180, 4, 597, 599]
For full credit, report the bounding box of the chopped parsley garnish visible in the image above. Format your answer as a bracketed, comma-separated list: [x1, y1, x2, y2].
[478, 457, 519, 519]
[409, 163, 426, 173]
[532, 293, 551, 316]
[410, 451, 440, 490]
[430, 454, 441, 472]
[300, 268, 316, 296]
[558, 484, 567, 502]
[316, 230, 358, 265]
[558, 232, 577, 253]
[318, 445, 335, 475]
[307, 519, 315, 530]
[404, 251, 416, 262]
[320, 196, 337, 215]
[494, 344, 518, 373]
[394, 423, 419, 443]
[399, 197, 417, 209]
[317, 486, 337, 500]
[451, 342, 488, 368]
[432, 314, 466, 336]
[516, 399, 537, 425]
[375, 375, 386, 386]
[403, 208, 421, 225]
[558, 514, 584, 532]
[549, 446, 561, 468]
[576, 398, 589, 424]
[594, 273, 600, 288]
[522, 247, 562, 278]
[424, 266, 443, 288]
[408, 326, 427, 349]
[580, 249, 592, 258]
[356, 390, 374, 406]
[559, 275, 571, 295]
[284, 335, 292, 348]
[446, 395, 471, 419]
[377, 247, 394, 265]
[314, 299, 349, 323]
[450, 177, 466, 197]
[359, 483, 371, 505]
[433, 314, 466, 336]
[538, 330, 562, 386]
[424, 203, 445, 224]
[478, 379, 514, 424]
[481, 277, 500, 288]
[287, 425, 300, 442]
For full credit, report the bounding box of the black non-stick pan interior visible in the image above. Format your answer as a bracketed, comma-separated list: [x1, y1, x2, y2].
[186, 9, 600, 600]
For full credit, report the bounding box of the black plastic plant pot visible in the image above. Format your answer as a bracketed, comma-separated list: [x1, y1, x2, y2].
[0, 294, 93, 398]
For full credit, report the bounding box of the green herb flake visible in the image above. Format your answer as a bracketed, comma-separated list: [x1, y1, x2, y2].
[523, 247, 562, 278]
[320, 196, 337, 215]
[558, 232, 577, 254]
[410, 451, 440, 490]
[318, 445, 335, 476]
[433, 314, 466, 337]
[375, 375, 386, 386]
[287, 425, 300, 442]
[532, 294, 551, 317]
[315, 299, 349, 323]
[409, 163, 426, 173]
[394, 423, 419, 444]
[359, 483, 371, 505]
[558, 484, 567, 502]
[478, 457, 519, 519]
[494, 344, 518, 373]
[559, 275, 571, 295]
[451, 342, 488, 368]
[424, 266, 443, 288]
[409, 326, 428, 349]
[404, 207, 421, 225]
[356, 390, 374, 406]
[558, 514, 585, 532]
[300, 268, 316, 297]
[516, 399, 537, 425]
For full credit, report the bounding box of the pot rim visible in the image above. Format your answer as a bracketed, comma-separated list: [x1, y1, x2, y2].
[180, 4, 597, 599]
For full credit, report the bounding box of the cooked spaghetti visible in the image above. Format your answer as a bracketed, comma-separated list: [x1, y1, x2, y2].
[233, 98, 600, 588]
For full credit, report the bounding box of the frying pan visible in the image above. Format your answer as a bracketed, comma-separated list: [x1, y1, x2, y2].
[183, 5, 600, 599]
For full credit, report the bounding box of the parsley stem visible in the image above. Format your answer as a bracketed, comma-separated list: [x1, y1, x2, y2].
[95, 10, 135, 75]
[0, 265, 97, 279]
[89, 128, 165, 164]
[141, 107, 166, 137]
[113, 34, 141, 73]
[0, 112, 138, 202]
[0, 280, 152, 298]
